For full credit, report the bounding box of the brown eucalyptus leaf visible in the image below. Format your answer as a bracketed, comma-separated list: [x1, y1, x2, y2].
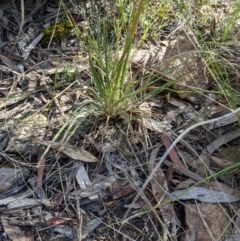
[162, 131, 185, 167]
[149, 150, 176, 225]
[208, 154, 235, 168]
[198, 130, 240, 166]
[209, 181, 240, 199]
[149, 147, 169, 202]
[0, 54, 16, 70]
[35, 140, 100, 162]
[178, 151, 198, 169]
[0, 91, 33, 109]
[150, 168, 175, 225]
[151, 167, 168, 203]
[82, 218, 103, 239]
[176, 179, 196, 190]
[183, 202, 232, 241]
[1, 215, 26, 241]
[110, 179, 134, 200]
[215, 145, 240, 165]
[168, 99, 187, 108]
[197, 130, 240, 177]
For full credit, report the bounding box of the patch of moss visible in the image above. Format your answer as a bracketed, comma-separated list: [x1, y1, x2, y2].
[40, 21, 72, 47]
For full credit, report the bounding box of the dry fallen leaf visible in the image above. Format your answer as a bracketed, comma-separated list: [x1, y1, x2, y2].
[165, 164, 174, 184]
[197, 130, 240, 169]
[176, 179, 196, 190]
[178, 151, 198, 169]
[161, 131, 185, 167]
[82, 218, 103, 239]
[151, 167, 175, 225]
[7, 198, 42, 209]
[149, 148, 176, 226]
[208, 181, 240, 199]
[0, 54, 17, 70]
[0, 91, 33, 109]
[75, 163, 92, 190]
[151, 167, 169, 203]
[197, 130, 240, 177]
[208, 113, 239, 130]
[1, 215, 26, 241]
[53, 225, 76, 239]
[47, 217, 70, 226]
[164, 160, 209, 185]
[0, 190, 32, 206]
[35, 140, 100, 162]
[213, 145, 240, 167]
[68, 176, 116, 200]
[208, 154, 235, 168]
[171, 186, 240, 203]
[110, 179, 134, 200]
[183, 201, 232, 241]
[119, 48, 166, 69]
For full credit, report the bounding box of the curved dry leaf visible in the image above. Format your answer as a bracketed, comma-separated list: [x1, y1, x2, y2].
[149, 146, 160, 171]
[82, 218, 103, 239]
[214, 145, 240, 167]
[1, 215, 25, 241]
[0, 190, 32, 206]
[197, 130, 240, 165]
[184, 201, 232, 241]
[162, 131, 185, 167]
[76, 164, 90, 187]
[178, 151, 198, 169]
[209, 181, 240, 199]
[149, 147, 169, 202]
[0, 91, 33, 109]
[164, 160, 209, 185]
[35, 140, 100, 162]
[47, 217, 69, 226]
[208, 154, 235, 168]
[176, 179, 196, 190]
[22, 33, 44, 59]
[168, 99, 187, 108]
[149, 149, 176, 225]
[150, 166, 175, 225]
[0, 54, 16, 70]
[53, 225, 76, 240]
[151, 167, 168, 203]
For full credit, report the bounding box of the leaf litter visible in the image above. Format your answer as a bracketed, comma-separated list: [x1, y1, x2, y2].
[0, 0, 240, 240]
